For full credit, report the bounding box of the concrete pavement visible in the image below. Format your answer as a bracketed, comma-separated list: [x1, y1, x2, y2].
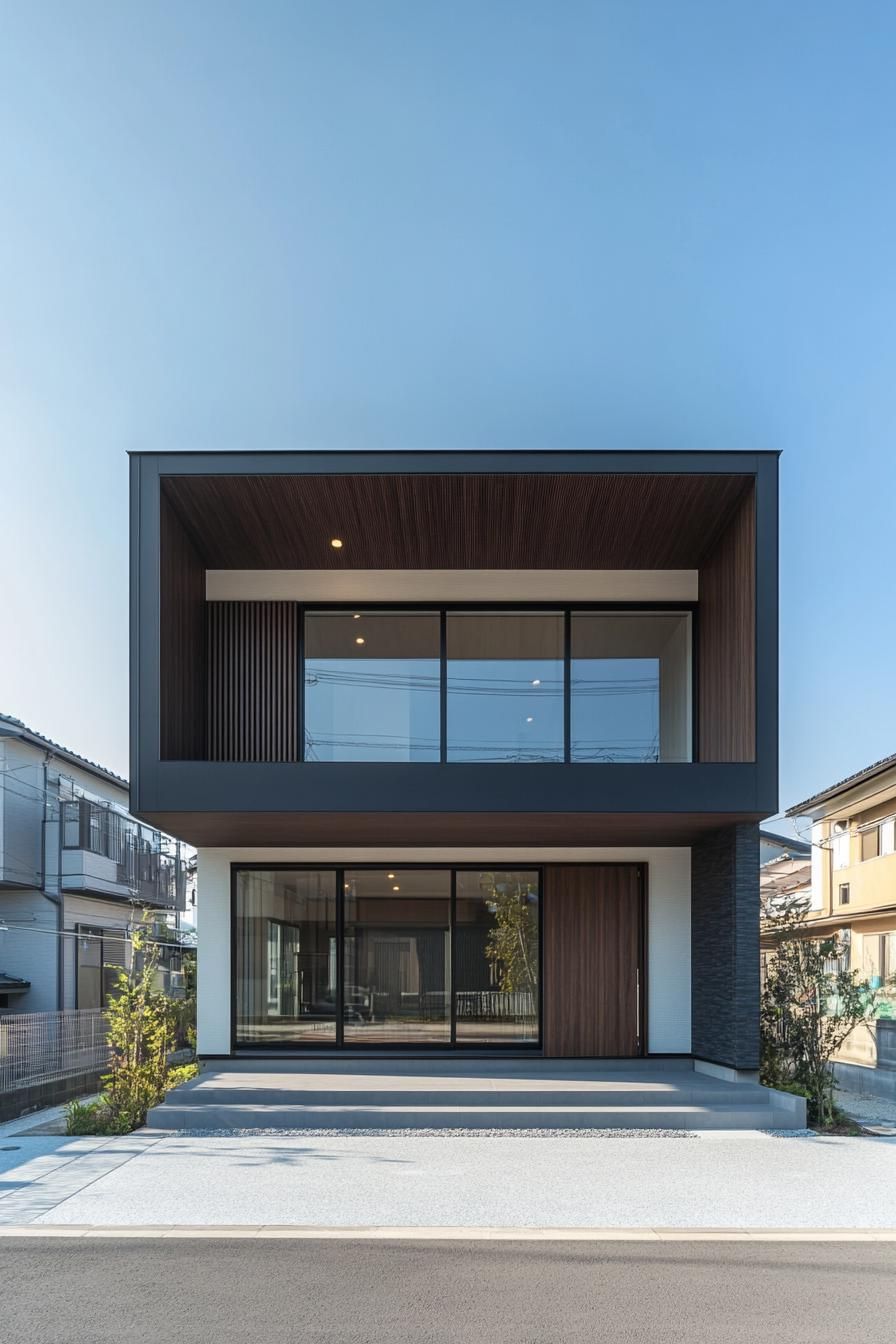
[2, 1129, 896, 1229]
[2, 1239, 895, 1343]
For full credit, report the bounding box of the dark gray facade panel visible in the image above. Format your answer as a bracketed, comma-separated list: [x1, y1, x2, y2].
[690, 823, 760, 1070]
[141, 760, 770, 818]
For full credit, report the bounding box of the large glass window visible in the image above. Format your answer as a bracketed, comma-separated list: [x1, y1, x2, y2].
[570, 613, 691, 762]
[455, 871, 539, 1043]
[343, 870, 451, 1044]
[234, 870, 338, 1044]
[232, 866, 542, 1047]
[446, 613, 564, 762]
[304, 611, 440, 761]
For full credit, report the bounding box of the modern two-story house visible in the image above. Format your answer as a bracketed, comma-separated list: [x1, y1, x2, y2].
[130, 450, 778, 1078]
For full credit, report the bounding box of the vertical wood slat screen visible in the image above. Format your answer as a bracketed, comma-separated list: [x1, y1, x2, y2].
[697, 484, 756, 762]
[207, 602, 299, 762]
[160, 489, 207, 761]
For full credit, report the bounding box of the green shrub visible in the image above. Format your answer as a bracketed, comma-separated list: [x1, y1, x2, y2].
[66, 919, 198, 1136]
[166, 1062, 199, 1090]
[761, 892, 893, 1128]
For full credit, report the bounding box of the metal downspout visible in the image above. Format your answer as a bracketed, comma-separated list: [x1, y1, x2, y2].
[41, 756, 64, 1010]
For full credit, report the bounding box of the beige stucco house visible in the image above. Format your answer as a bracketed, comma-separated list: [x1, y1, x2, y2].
[786, 754, 896, 1088]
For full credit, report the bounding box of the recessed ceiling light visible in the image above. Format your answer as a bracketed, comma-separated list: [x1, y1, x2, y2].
[526, 716, 534, 723]
[387, 873, 395, 879]
[531, 679, 541, 686]
[393, 884, 400, 891]
[330, 538, 343, 549]
[355, 636, 365, 645]
[353, 613, 361, 619]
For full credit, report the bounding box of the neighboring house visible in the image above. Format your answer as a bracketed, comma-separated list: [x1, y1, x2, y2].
[0, 713, 188, 1014]
[759, 828, 814, 912]
[129, 449, 778, 1071]
[786, 755, 896, 1079]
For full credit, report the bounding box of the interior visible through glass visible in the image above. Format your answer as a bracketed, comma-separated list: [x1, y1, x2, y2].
[446, 612, 564, 761]
[304, 611, 440, 761]
[455, 871, 540, 1043]
[233, 866, 543, 1047]
[343, 869, 451, 1044]
[570, 613, 691, 762]
[234, 870, 338, 1044]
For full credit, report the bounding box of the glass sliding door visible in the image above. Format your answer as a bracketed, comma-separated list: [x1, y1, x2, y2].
[234, 870, 338, 1045]
[570, 612, 692, 762]
[343, 870, 451, 1044]
[232, 865, 542, 1049]
[446, 613, 564, 761]
[304, 611, 440, 760]
[454, 871, 540, 1043]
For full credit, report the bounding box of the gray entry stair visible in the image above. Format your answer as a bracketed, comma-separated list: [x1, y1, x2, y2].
[145, 1058, 807, 1131]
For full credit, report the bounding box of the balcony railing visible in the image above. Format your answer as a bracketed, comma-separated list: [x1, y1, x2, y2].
[60, 799, 186, 910]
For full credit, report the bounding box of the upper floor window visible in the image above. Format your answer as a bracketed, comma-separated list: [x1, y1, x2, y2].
[446, 613, 564, 762]
[861, 825, 881, 862]
[298, 606, 693, 763]
[570, 612, 692, 763]
[304, 611, 440, 761]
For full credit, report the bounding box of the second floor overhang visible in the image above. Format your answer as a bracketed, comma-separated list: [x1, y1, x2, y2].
[131, 448, 780, 829]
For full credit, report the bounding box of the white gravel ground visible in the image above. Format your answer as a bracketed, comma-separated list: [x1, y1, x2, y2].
[0, 1129, 892, 1229]
[836, 1087, 896, 1129]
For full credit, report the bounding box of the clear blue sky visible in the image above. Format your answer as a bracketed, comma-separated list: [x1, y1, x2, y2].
[1, 1, 894, 816]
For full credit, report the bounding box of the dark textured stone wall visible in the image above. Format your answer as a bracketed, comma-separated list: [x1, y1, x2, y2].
[691, 822, 760, 1069]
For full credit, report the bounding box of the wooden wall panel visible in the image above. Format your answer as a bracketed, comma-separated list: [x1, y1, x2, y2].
[160, 491, 207, 760]
[207, 602, 299, 762]
[698, 485, 756, 762]
[543, 865, 642, 1057]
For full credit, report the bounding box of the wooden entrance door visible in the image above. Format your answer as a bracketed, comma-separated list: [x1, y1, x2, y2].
[543, 865, 642, 1057]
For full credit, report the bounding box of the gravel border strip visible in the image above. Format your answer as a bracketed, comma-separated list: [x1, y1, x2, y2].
[163, 1126, 702, 1138]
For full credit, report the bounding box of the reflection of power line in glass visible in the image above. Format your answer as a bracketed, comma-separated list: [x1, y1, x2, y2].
[305, 667, 658, 696]
[303, 731, 661, 762]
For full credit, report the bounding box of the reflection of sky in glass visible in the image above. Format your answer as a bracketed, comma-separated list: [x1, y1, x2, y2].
[305, 657, 439, 760]
[447, 659, 563, 762]
[571, 657, 660, 762]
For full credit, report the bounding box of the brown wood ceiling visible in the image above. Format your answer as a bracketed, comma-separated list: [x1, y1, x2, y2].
[161, 472, 752, 570]
[138, 810, 762, 848]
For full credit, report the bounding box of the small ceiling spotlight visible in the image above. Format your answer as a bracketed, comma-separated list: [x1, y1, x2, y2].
[531, 679, 541, 686]
[355, 636, 365, 645]
[526, 716, 534, 723]
[392, 884, 400, 892]
[353, 613, 361, 619]
[387, 872, 395, 879]
[330, 538, 343, 549]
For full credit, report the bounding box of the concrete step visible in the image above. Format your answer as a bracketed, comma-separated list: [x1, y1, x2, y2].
[158, 1083, 771, 1109]
[145, 1099, 799, 1132]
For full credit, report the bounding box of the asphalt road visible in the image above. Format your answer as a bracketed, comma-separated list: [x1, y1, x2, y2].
[3, 1239, 894, 1343]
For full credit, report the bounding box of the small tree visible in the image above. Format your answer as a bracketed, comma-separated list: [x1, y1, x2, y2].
[761, 892, 890, 1126]
[100, 923, 180, 1131]
[483, 873, 539, 997]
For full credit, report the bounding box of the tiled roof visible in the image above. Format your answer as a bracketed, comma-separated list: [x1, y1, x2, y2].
[787, 751, 896, 817]
[0, 713, 128, 789]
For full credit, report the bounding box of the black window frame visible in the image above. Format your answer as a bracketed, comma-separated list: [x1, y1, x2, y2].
[299, 601, 697, 765]
[231, 863, 544, 1052]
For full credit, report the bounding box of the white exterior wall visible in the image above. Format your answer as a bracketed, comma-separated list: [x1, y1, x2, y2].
[196, 845, 691, 1056]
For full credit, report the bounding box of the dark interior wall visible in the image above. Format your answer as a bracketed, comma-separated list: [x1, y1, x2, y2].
[691, 823, 760, 1070]
[160, 490, 207, 760]
[697, 485, 756, 762]
[207, 602, 300, 762]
